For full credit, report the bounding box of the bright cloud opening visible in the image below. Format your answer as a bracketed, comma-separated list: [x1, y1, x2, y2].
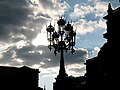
[32, 33, 49, 46]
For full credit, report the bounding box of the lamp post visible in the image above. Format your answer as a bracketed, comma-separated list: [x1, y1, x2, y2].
[46, 16, 76, 78]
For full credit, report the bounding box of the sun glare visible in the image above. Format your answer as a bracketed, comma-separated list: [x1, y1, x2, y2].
[32, 33, 48, 46]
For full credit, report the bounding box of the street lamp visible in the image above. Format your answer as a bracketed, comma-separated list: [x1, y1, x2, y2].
[46, 17, 76, 55]
[46, 16, 76, 78]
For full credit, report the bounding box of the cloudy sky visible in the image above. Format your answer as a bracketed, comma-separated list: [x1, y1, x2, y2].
[0, 0, 119, 90]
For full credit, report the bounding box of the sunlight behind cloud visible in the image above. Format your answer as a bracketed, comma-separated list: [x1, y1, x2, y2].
[32, 33, 49, 46]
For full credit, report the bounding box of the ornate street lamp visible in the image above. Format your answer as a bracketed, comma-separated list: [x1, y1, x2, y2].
[46, 16, 76, 78]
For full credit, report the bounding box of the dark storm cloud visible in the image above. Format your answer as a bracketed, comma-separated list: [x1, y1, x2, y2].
[0, 0, 67, 43]
[0, 43, 88, 68]
[16, 44, 88, 68]
[0, 0, 30, 25]
[39, 49, 88, 68]
[0, 0, 37, 42]
[64, 49, 87, 65]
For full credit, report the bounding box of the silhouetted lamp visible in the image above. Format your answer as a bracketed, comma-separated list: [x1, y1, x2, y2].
[46, 17, 76, 55]
[46, 23, 55, 50]
[46, 16, 76, 78]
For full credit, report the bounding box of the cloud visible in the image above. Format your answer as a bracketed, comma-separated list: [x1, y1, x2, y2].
[70, 0, 108, 18]
[0, 0, 47, 43]
[66, 64, 86, 76]
[68, 1, 108, 37]
[99, 0, 120, 8]
[33, 0, 69, 18]
[70, 4, 95, 19]
[0, 0, 34, 42]
[0, 0, 71, 44]
[0, 43, 88, 68]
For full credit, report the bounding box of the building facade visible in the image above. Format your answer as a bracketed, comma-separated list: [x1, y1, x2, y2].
[85, 3, 120, 89]
[0, 66, 43, 90]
